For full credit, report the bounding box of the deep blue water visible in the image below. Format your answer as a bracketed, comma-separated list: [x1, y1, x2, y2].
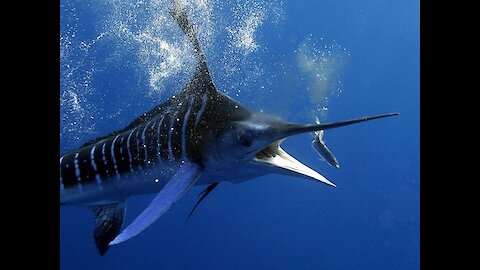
[60, 0, 419, 269]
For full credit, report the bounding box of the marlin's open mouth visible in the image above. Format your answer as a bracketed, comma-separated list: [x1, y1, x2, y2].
[253, 139, 337, 187]
[251, 112, 400, 187]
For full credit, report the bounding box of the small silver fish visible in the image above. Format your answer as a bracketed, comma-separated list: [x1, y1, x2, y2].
[312, 117, 340, 169]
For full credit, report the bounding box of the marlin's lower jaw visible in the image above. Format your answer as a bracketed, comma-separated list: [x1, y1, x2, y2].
[253, 139, 337, 187]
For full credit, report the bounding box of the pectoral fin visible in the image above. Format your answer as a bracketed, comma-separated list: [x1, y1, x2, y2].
[109, 162, 203, 246]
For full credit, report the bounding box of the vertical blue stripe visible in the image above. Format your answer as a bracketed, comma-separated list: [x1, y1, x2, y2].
[182, 97, 195, 161]
[168, 114, 176, 161]
[195, 93, 208, 125]
[141, 123, 150, 164]
[90, 145, 98, 172]
[111, 134, 120, 179]
[126, 128, 136, 173]
[101, 143, 108, 174]
[119, 137, 124, 155]
[135, 129, 141, 166]
[90, 145, 102, 186]
[157, 116, 164, 162]
[74, 152, 81, 182]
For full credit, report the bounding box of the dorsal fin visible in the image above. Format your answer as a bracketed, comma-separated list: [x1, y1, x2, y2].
[169, 0, 211, 79]
[115, 1, 217, 130]
[76, 1, 217, 150]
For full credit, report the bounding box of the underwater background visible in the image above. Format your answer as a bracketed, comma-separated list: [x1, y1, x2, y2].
[60, 0, 419, 269]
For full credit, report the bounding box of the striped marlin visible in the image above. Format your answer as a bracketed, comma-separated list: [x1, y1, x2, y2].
[60, 1, 399, 256]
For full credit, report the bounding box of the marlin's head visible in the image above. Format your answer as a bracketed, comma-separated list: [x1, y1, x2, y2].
[199, 94, 399, 187]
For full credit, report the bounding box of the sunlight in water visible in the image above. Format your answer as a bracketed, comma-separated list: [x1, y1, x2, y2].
[104, 0, 198, 94]
[227, 6, 265, 54]
[59, 11, 103, 146]
[296, 38, 350, 119]
[60, 0, 283, 146]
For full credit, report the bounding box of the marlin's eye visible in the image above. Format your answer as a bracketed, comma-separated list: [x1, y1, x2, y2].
[238, 130, 254, 147]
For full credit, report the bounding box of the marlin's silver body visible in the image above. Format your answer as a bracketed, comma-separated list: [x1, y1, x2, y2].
[60, 1, 399, 256]
[59, 89, 282, 206]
